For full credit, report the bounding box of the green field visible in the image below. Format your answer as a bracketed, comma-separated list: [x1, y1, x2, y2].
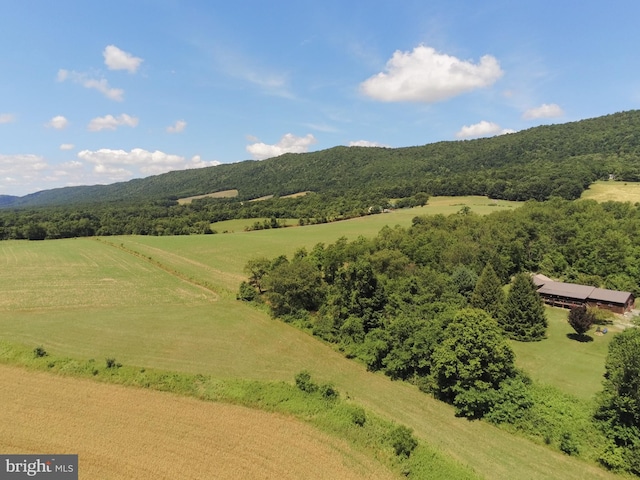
[580, 180, 640, 203]
[0, 197, 623, 480]
[511, 307, 618, 400]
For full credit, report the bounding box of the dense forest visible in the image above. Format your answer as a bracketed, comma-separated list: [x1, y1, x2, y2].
[1, 110, 640, 239]
[239, 198, 640, 473]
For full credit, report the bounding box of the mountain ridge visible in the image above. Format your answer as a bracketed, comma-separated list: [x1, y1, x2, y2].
[3, 109, 640, 209]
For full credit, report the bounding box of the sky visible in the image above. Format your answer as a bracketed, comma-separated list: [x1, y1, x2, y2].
[1, 1, 640, 197]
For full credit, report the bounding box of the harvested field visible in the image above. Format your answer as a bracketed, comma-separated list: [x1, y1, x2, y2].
[580, 181, 640, 203]
[177, 189, 239, 205]
[0, 364, 395, 480]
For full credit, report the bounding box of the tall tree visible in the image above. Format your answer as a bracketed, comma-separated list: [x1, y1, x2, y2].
[470, 263, 505, 319]
[500, 273, 547, 341]
[430, 308, 517, 418]
[595, 328, 640, 474]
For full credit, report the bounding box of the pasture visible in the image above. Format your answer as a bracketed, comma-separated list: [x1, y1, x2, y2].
[580, 180, 640, 203]
[0, 364, 395, 480]
[511, 307, 618, 400]
[0, 196, 622, 480]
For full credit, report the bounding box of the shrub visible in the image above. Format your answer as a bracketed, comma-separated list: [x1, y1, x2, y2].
[319, 383, 339, 400]
[559, 431, 580, 456]
[388, 425, 418, 458]
[294, 370, 318, 393]
[33, 346, 48, 358]
[236, 281, 258, 302]
[105, 357, 122, 369]
[350, 407, 366, 426]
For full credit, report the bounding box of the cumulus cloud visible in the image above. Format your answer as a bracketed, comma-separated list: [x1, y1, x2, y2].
[46, 115, 69, 130]
[456, 120, 515, 139]
[103, 45, 143, 73]
[88, 114, 139, 132]
[166, 120, 187, 133]
[348, 140, 390, 148]
[59, 143, 75, 151]
[0, 149, 221, 196]
[522, 103, 564, 119]
[77, 148, 220, 177]
[360, 45, 503, 103]
[0, 154, 49, 194]
[246, 133, 317, 160]
[0, 113, 15, 124]
[57, 69, 124, 101]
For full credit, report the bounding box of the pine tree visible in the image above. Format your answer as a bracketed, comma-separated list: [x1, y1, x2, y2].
[500, 273, 547, 341]
[470, 263, 505, 319]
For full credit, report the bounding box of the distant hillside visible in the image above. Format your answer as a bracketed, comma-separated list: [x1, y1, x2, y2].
[0, 195, 19, 207]
[3, 109, 640, 209]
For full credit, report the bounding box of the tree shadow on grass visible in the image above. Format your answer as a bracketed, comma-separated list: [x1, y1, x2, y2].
[566, 333, 594, 343]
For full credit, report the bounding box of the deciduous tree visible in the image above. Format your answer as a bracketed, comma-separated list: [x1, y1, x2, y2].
[430, 308, 517, 418]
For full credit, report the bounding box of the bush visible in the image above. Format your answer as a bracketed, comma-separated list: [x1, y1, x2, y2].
[294, 370, 318, 393]
[319, 383, 339, 400]
[33, 346, 48, 358]
[236, 281, 259, 302]
[350, 407, 366, 426]
[105, 357, 122, 369]
[559, 431, 580, 456]
[388, 425, 418, 458]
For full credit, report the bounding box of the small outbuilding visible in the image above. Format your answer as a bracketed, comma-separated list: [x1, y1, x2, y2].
[532, 275, 635, 314]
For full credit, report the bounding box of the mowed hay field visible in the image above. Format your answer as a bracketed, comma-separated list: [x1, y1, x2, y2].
[0, 364, 395, 480]
[580, 180, 640, 203]
[0, 197, 621, 480]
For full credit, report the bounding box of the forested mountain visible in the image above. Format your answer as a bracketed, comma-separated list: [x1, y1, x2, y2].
[4, 109, 640, 209]
[2, 109, 640, 239]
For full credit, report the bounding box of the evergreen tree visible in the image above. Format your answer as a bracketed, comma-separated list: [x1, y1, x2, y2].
[470, 263, 505, 319]
[500, 273, 547, 341]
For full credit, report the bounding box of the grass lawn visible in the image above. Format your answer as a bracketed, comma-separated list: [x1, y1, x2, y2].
[511, 307, 619, 400]
[580, 180, 640, 203]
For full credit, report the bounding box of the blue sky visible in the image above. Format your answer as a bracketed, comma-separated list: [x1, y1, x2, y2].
[1, 1, 639, 196]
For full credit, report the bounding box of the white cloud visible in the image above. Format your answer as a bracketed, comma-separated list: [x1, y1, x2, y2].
[360, 45, 503, 103]
[57, 69, 124, 101]
[0, 113, 15, 124]
[77, 148, 220, 177]
[348, 140, 390, 148]
[456, 120, 515, 139]
[522, 103, 564, 119]
[88, 114, 139, 132]
[103, 45, 143, 73]
[0, 149, 221, 196]
[46, 115, 69, 130]
[0, 154, 49, 193]
[166, 120, 187, 133]
[59, 143, 75, 151]
[246, 133, 317, 160]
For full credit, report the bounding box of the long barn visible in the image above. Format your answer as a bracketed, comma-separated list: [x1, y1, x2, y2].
[532, 274, 635, 314]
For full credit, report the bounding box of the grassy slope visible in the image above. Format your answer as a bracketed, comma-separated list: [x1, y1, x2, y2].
[0, 198, 621, 480]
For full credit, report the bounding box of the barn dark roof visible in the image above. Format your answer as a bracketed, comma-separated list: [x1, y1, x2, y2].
[537, 282, 595, 301]
[589, 287, 634, 304]
[535, 277, 633, 306]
